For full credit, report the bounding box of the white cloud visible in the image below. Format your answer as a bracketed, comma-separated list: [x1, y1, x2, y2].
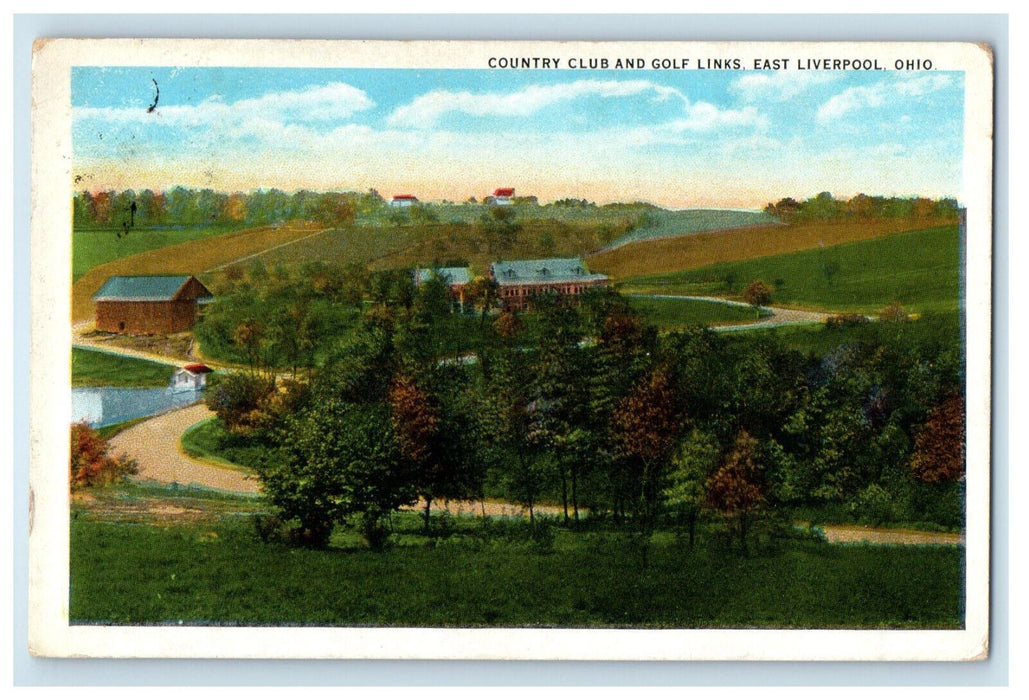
[386, 79, 686, 128]
[816, 74, 955, 123]
[73, 81, 375, 130]
[732, 71, 838, 102]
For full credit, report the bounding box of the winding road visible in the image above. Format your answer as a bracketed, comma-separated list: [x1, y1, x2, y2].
[109, 403, 261, 494]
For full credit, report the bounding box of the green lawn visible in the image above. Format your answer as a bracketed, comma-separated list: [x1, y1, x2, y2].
[180, 418, 267, 474]
[627, 295, 770, 329]
[71, 347, 176, 387]
[69, 507, 963, 628]
[621, 225, 960, 314]
[738, 311, 963, 357]
[73, 224, 248, 281]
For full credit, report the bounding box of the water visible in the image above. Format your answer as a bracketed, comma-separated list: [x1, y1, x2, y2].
[71, 386, 202, 428]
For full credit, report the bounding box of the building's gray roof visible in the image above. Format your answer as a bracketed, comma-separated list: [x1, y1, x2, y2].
[489, 258, 608, 286]
[93, 275, 212, 302]
[414, 267, 471, 286]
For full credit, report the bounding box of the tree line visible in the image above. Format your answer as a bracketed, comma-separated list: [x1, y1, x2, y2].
[764, 192, 961, 223]
[73, 187, 389, 230]
[203, 280, 965, 550]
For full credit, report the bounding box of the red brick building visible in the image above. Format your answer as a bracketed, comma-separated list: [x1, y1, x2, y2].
[93, 275, 213, 334]
[489, 257, 609, 312]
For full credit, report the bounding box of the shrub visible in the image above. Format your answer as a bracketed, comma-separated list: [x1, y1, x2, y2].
[879, 301, 910, 322]
[70, 423, 138, 488]
[743, 279, 772, 307]
[826, 313, 870, 329]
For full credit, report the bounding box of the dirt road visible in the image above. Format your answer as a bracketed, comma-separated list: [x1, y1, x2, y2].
[109, 404, 261, 494]
[818, 524, 964, 546]
[629, 293, 839, 331]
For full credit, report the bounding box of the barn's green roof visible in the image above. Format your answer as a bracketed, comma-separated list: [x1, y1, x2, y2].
[93, 275, 212, 302]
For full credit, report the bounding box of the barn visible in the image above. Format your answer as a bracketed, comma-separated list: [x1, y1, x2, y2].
[92, 275, 214, 335]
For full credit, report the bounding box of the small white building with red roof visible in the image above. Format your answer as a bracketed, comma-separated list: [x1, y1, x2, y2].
[170, 363, 214, 392]
[492, 188, 515, 205]
[390, 194, 419, 208]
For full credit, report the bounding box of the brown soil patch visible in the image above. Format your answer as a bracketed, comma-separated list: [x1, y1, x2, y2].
[587, 218, 956, 280]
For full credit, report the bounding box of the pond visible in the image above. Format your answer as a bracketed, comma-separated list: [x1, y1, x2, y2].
[71, 386, 203, 428]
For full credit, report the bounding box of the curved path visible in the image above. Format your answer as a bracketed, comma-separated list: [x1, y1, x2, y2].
[109, 403, 261, 494]
[628, 293, 839, 331]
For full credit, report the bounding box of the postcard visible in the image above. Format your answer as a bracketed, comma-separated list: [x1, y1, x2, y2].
[29, 38, 992, 660]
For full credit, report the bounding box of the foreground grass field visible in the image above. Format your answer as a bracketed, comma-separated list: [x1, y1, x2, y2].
[70, 486, 963, 628]
[73, 224, 248, 282]
[588, 217, 956, 281]
[621, 225, 960, 314]
[71, 347, 176, 387]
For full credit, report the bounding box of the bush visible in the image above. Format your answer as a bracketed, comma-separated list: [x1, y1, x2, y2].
[205, 371, 277, 436]
[70, 423, 138, 488]
[743, 279, 772, 307]
[826, 313, 870, 329]
[879, 301, 910, 322]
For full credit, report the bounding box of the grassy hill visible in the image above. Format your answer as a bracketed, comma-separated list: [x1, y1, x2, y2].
[587, 217, 956, 281]
[71, 222, 327, 322]
[620, 225, 960, 314]
[73, 224, 249, 282]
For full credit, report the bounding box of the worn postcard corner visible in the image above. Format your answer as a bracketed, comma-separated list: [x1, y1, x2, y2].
[30, 38, 992, 661]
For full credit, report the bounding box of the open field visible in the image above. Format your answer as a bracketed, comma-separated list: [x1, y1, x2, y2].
[587, 217, 957, 281]
[620, 226, 960, 314]
[625, 296, 768, 329]
[72, 347, 177, 388]
[73, 224, 248, 282]
[71, 222, 326, 322]
[70, 488, 963, 628]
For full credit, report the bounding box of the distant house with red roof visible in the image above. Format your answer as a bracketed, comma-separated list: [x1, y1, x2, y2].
[492, 188, 515, 205]
[390, 194, 419, 208]
[170, 363, 214, 392]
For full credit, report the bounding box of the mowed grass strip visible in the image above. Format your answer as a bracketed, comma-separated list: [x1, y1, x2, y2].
[73, 224, 248, 282]
[71, 222, 327, 322]
[587, 217, 956, 280]
[69, 515, 963, 628]
[621, 225, 960, 314]
[626, 296, 767, 329]
[71, 347, 176, 387]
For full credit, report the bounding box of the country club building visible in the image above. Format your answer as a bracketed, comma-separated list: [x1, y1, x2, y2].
[489, 257, 609, 312]
[92, 275, 214, 334]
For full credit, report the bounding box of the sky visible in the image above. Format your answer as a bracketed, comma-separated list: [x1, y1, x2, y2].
[71, 66, 965, 209]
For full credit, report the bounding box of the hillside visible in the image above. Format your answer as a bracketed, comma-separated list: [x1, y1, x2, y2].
[587, 217, 957, 280]
[71, 222, 326, 322]
[620, 225, 961, 314]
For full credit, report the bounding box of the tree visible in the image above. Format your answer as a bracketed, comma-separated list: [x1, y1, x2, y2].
[663, 429, 719, 547]
[233, 319, 266, 376]
[743, 279, 772, 307]
[910, 394, 965, 484]
[389, 375, 442, 530]
[610, 368, 679, 532]
[70, 423, 138, 487]
[706, 431, 765, 551]
[266, 400, 415, 548]
[206, 371, 277, 436]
